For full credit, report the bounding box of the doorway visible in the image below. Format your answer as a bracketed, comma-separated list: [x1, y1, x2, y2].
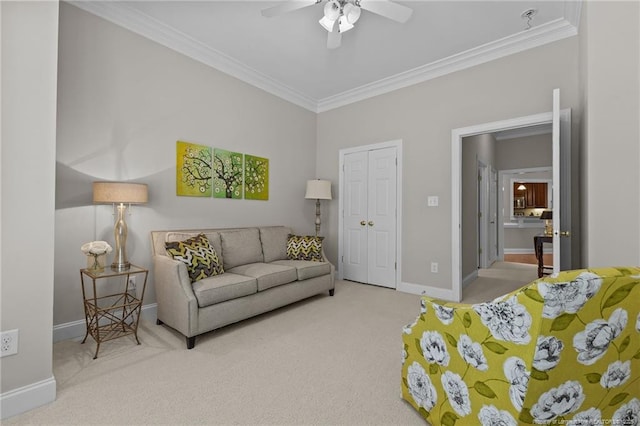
[338, 140, 402, 289]
[452, 104, 572, 302]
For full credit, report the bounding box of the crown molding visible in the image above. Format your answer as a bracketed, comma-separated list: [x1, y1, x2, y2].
[316, 18, 578, 112]
[69, 1, 580, 114]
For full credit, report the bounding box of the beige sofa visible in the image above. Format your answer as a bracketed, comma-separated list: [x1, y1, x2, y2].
[150, 226, 335, 349]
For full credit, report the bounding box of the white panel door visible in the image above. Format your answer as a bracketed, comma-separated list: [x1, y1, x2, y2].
[552, 88, 561, 274]
[342, 151, 369, 283]
[552, 88, 574, 273]
[343, 147, 397, 288]
[367, 147, 397, 287]
[488, 166, 498, 264]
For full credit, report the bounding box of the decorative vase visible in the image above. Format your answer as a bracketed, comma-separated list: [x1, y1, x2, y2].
[87, 253, 105, 272]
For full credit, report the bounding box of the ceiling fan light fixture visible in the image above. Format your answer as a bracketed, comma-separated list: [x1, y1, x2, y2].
[319, 0, 340, 32]
[319, 15, 337, 32]
[342, 2, 361, 24]
[338, 15, 354, 33]
[324, 0, 341, 19]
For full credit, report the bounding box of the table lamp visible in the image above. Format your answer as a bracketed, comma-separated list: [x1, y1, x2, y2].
[93, 182, 148, 271]
[540, 210, 553, 236]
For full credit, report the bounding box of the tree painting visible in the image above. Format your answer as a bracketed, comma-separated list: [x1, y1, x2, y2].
[176, 141, 212, 197]
[213, 148, 243, 199]
[244, 154, 269, 200]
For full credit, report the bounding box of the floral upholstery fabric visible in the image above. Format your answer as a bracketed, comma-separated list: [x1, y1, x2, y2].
[401, 267, 640, 425]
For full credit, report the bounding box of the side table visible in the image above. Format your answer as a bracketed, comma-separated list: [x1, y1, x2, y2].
[533, 234, 553, 278]
[79, 264, 148, 359]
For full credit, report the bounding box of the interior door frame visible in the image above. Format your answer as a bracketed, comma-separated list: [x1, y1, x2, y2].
[338, 139, 403, 288]
[451, 110, 570, 302]
[477, 161, 488, 269]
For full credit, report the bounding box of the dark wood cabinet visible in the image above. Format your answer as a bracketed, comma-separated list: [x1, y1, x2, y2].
[513, 182, 548, 209]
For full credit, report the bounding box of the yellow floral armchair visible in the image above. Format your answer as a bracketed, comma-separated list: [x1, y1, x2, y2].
[401, 267, 640, 425]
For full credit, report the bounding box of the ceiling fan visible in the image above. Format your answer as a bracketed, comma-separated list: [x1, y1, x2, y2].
[261, 0, 413, 49]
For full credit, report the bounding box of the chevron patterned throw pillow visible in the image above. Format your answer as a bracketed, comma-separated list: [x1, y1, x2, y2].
[166, 233, 224, 283]
[286, 234, 324, 262]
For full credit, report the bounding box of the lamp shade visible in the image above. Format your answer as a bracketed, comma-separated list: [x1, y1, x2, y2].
[93, 182, 148, 204]
[305, 180, 332, 200]
[540, 210, 553, 220]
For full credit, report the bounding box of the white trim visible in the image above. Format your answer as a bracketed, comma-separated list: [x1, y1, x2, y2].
[70, 1, 579, 113]
[505, 248, 536, 255]
[318, 19, 577, 112]
[452, 111, 556, 303]
[52, 303, 158, 342]
[0, 377, 56, 420]
[397, 281, 456, 301]
[504, 248, 553, 255]
[338, 140, 402, 289]
[462, 270, 479, 289]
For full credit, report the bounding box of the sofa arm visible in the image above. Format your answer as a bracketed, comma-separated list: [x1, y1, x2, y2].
[153, 255, 199, 337]
[401, 291, 544, 425]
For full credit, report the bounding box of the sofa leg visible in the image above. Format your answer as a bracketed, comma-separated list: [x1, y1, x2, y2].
[329, 289, 335, 296]
[156, 319, 164, 325]
[186, 336, 196, 349]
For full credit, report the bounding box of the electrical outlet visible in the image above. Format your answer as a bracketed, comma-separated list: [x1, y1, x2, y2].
[1, 329, 19, 357]
[431, 262, 438, 273]
[128, 276, 136, 291]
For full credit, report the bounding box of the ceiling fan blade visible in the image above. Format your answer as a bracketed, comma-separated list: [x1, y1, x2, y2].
[358, 0, 413, 23]
[327, 29, 342, 49]
[261, 0, 319, 18]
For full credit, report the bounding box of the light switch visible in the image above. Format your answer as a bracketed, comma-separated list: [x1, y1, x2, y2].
[428, 196, 439, 207]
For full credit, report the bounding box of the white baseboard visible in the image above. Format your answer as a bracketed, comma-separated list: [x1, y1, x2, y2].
[397, 281, 456, 301]
[504, 248, 552, 255]
[462, 270, 479, 288]
[53, 303, 158, 342]
[504, 248, 535, 254]
[0, 376, 56, 420]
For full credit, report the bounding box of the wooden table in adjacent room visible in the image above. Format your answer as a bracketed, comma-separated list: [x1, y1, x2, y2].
[534, 234, 553, 278]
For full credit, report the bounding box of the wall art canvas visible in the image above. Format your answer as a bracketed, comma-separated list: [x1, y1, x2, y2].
[213, 148, 244, 199]
[244, 154, 269, 200]
[176, 141, 212, 197]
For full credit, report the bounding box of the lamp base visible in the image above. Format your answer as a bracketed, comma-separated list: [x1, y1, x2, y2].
[111, 261, 131, 272]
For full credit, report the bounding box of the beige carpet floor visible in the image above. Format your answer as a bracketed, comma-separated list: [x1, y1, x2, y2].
[7, 265, 534, 425]
[462, 261, 539, 304]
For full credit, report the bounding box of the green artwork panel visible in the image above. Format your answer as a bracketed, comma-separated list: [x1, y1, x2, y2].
[213, 148, 243, 199]
[176, 141, 212, 197]
[244, 154, 269, 200]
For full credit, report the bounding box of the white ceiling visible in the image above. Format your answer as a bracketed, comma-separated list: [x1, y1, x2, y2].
[71, 1, 581, 112]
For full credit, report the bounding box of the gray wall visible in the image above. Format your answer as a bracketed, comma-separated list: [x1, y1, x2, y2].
[580, 1, 640, 267]
[54, 3, 318, 326]
[1, 0, 58, 413]
[497, 134, 552, 252]
[317, 37, 581, 291]
[461, 134, 495, 279]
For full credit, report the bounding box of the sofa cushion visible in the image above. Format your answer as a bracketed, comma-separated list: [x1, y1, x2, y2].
[165, 234, 224, 283]
[166, 231, 223, 263]
[191, 273, 257, 307]
[259, 226, 291, 263]
[272, 260, 331, 281]
[220, 228, 263, 269]
[286, 234, 324, 261]
[228, 262, 297, 292]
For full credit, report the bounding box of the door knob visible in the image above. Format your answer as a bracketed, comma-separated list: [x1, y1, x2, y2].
[368, 221, 374, 226]
[360, 220, 366, 226]
[560, 231, 571, 237]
